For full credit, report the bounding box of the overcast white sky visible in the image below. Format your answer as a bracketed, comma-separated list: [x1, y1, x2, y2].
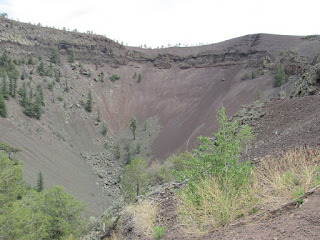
[1, 0, 319, 48]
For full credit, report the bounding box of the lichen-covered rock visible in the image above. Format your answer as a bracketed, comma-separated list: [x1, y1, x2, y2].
[290, 63, 320, 98]
[274, 51, 306, 75]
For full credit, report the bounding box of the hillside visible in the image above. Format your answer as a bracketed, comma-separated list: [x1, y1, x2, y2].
[1, 16, 320, 216]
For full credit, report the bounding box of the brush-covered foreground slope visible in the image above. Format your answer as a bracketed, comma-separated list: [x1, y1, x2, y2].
[1, 17, 320, 214]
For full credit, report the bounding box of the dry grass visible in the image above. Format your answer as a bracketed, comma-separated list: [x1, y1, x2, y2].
[178, 178, 256, 234]
[253, 146, 320, 208]
[177, 146, 320, 235]
[124, 200, 158, 236]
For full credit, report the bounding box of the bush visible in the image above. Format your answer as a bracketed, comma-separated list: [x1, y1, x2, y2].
[241, 72, 249, 80]
[0, 153, 87, 239]
[114, 143, 121, 159]
[178, 107, 254, 231]
[138, 73, 142, 83]
[273, 67, 287, 87]
[121, 156, 148, 202]
[124, 200, 157, 235]
[251, 70, 256, 79]
[125, 142, 132, 164]
[253, 147, 320, 209]
[86, 90, 93, 112]
[102, 122, 108, 136]
[153, 226, 165, 239]
[109, 74, 120, 82]
[58, 95, 64, 101]
[50, 46, 60, 64]
[279, 90, 286, 99]
[135, 142, 141, 154]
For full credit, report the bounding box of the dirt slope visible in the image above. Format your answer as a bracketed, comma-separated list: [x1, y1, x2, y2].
[1, 17, 320, 214]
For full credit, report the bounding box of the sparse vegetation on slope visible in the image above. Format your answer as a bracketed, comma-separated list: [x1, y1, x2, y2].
[0, 150, 87, 240]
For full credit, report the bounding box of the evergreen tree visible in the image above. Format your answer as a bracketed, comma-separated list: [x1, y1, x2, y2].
[125, 143, 133, 164]
[0, 51, 8, 66]
[50, 46, 60, 64]
[1, 71, 9, 100]
[36, 171, 44, 192]
[273, 67, 286, 87]
[0, 92, 7, 118]
[27, 54, 34, 65]
[130, 116, 137, 140]
[114, 143, 121, 159]
[69, 47, 75, 63]
[33, 92, 42, 119]
[37, 84, 45, 106]
[37, 61, 46, 76]
[18, 82, 28, 107]
[86, 90, 93, 112]
[102, 122, 108, 136]
[97, 107, 101, 122]
[121, 156, 148, 202]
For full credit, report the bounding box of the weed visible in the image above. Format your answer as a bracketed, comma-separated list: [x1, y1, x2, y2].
[125, 200, 157, 236]
[153, 226, 165, 239]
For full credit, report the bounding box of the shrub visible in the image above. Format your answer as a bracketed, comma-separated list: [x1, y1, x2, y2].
[125, 143, 133, 164]
[114, 143, 121, 159]
[0, 92, 7, 118]
[273, 67, 287, 87]
[251, 70, 256, 79]
[153, 226, 165, 239]
[178, 107, 254, 231]
[138, 73, 142, 83]
[69, 47, 75, 63]
[50, 46, 60, 64]
[124, 200, 157, 235]
[241, 72, 249, 80]
[253, 147, 320, 209]
[135, 142, 141, 154]
[121, 156, 148, 202]
[0, 153, 87, 239]
[102, 122, 108, 136]
[58, 95, 64, 101]
[130, 116, 137, 140]
[279, 90, 286, 99]
[109, 74, 120, 82]
[86, 90, 93, 112]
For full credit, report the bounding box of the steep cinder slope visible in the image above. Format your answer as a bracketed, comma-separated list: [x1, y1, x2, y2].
[1, 17, 320, 214]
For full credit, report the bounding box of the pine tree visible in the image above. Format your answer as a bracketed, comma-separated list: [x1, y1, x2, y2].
[37, 84, 45, 106]
[38, 61, 46, 76]
[1, 72, 9, 100]
[34, 92, 42, 119]
[69, 47, 75, 63]
[97, 107, 101, 122]
[0, 92, 7, 118]
[130, 116, 137, 140]
[18, 82, 28, 107]
[114, 143, 121, 159]
[50, 47, 60, 64]
[36, 171, 44, 192]
[85, 90, 92, 112]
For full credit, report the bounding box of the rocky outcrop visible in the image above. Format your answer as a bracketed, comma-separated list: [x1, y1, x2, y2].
[274, 51, 307, 75]
[290, 53, 320, 97]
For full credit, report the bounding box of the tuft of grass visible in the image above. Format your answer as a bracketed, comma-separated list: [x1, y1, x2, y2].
[125, 200, 158, 236]
[253, 146, 320, 208]
[178, 177, 256, 234]
[153, 226, 165, 239]
[177, 146, 320, 234]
